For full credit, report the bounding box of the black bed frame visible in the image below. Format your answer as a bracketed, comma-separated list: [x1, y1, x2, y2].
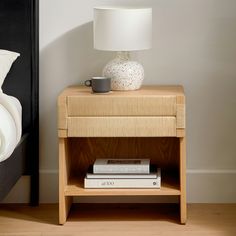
[0, 0, 39, 205]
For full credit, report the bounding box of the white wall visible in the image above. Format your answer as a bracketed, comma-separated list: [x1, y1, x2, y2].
[3, 0, 236, 203]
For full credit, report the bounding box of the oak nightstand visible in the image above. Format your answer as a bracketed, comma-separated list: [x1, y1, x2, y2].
[58, 85, 186, 225]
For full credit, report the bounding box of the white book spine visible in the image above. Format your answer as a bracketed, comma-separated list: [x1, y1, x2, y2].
[84, 177, 161, 188]
[93, 159, 150, 174]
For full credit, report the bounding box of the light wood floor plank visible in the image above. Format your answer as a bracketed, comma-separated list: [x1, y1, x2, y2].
[0, 204, 235, 236]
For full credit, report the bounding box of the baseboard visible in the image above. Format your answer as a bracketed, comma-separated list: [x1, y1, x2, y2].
[187, 169, 236, 203]
[2, 169, 236, 203]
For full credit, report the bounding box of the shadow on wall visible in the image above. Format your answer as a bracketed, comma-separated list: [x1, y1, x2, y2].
[39, 22, 113, 186]
[40, 22, 113, 89]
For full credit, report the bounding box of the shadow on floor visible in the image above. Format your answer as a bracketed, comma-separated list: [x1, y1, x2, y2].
[68, 203, 179, 223]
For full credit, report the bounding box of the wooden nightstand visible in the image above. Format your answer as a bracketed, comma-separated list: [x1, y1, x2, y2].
[58, 85, 186, 225]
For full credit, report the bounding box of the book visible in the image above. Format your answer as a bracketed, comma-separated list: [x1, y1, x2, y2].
[93, 159, 150, 174]
[86, 165, 157, 179]
[84, 168, 161, 189]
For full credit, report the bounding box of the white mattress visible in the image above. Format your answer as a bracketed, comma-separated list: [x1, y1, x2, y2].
[0, 93, 22, 162]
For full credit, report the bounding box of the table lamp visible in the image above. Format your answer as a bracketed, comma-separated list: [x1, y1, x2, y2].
[94, 7, 152, 91]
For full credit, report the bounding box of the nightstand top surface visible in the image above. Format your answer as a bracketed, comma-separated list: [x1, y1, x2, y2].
[59, 85, 184, 98]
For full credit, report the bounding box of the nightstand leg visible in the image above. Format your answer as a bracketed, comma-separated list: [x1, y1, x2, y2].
[180, 137, 187, 224]
[59, 138, 72, 225]
[59, 195, 72, 225]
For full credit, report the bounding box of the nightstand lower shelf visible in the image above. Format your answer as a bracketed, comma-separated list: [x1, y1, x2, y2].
[65, 177, 181, 196]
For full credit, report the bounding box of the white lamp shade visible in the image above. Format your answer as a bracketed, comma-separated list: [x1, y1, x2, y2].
[94, 7, 152, 51]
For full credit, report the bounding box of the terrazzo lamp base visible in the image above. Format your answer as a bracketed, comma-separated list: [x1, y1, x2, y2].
[102, 52, 144, 91]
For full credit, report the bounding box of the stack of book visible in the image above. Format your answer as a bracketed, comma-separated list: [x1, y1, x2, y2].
[84, 159, 161, 189]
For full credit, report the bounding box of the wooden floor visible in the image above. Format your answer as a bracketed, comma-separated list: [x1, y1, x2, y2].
[0, 204, 235, 236]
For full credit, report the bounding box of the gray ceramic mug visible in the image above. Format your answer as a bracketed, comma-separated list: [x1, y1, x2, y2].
[85, 77, 111, 93]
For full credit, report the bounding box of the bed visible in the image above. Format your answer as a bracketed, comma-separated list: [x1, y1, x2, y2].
[0, 0, 39, 205]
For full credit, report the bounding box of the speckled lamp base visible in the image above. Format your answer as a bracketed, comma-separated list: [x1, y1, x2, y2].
[103, 52, 144, 91]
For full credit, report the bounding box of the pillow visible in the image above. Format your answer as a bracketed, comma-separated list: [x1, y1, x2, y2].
[0, 49, 20, 93]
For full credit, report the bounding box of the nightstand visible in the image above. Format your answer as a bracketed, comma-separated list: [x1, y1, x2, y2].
[57, 85, 186, 225]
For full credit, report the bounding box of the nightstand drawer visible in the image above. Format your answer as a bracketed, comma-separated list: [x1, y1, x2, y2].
[67, 96, 176, 116]
[67, 116, 176, 137]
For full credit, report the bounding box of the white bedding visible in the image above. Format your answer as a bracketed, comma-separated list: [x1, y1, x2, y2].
[0, 93, 22, 162]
